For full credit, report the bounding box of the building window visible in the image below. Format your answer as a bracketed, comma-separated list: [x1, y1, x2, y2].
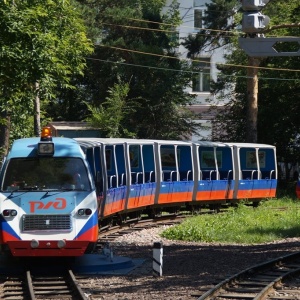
[194, 9, 203, 29]
[193, 0, 202, 6]
[193, 1, 205, 29]
[192, 57, 211, 92]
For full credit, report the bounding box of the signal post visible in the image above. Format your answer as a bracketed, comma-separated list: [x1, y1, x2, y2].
[238, 0, 300, 143]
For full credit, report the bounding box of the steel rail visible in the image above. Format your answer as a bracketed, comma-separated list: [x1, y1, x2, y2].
[198, 251, 300, 300]
[26, 270, 36, 300]
[67, 269, 88, 300]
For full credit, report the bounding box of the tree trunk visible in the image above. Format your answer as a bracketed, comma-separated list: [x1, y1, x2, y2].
[34, 81, 41, 136]
[246, 56, 261, 143]
[0, 111, 11, 160]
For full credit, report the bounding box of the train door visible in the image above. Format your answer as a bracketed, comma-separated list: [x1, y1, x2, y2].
[91, 146, 103, 217]
[232, 144, 277, 201]
[125, 142, 156, 210]
[254, 147, 277, 198]
[82, 145, 105, 218]
[213, 145, 235, 200]
[193, 142, 234, 203]
[156, 141, 193, 205]
[102, 142, 127, 216]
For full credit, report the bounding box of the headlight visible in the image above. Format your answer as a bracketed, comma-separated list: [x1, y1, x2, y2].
[3, 209, 17, 217]
[77, 208, 92, 216]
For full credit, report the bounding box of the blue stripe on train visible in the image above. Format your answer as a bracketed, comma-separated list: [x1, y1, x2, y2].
[0, 216, 21, 240]
[238, 179, 277, 190]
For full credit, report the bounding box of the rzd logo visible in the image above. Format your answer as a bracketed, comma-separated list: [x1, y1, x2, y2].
[29, 198, 67, 213]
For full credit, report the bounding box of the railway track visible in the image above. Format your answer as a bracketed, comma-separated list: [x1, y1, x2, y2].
[98, 214, 186, 244]
[3, 206, 299, 299]
[0, 268, 87, 300]
[197, 251, 300, 300]
[0, 210, 221, 300]
[97, 207, 228, 245]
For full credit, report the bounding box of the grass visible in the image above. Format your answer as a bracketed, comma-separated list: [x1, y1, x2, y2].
[161, 197, 300, 244]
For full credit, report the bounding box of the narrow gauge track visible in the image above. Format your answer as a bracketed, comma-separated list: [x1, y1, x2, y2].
[98, 214, 186, 244]
[197, 251, 300, 300]
[0, 268, 87, 300]
[97, 207, 226, 246]
[97, 205, 294, 245]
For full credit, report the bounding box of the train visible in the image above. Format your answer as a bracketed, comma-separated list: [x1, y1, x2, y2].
[0, 127, 278, 257]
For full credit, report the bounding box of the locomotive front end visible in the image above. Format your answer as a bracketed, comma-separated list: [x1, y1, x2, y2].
[0, 128, 98, 257]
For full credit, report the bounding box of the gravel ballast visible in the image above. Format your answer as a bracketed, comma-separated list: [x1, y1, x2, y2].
[83, 226, 300, 299]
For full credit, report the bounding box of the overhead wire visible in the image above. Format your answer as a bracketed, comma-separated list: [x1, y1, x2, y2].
[101, 22, 176, 34]
[95, 10, 300, 76]
[85, 57, 299, 82]
[140, 16, 298, 38]
[101, 19, 233, 35]
[101, 15, 299, 40]
[97, 44, 300, 73]
[101, 21, 226, 39]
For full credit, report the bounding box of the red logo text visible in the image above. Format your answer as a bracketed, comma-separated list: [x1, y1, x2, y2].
[29, 198, 67, 213]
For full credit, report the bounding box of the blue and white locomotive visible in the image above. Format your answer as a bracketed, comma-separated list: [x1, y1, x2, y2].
[0, 128, 278, 257]
[0, 128, 98, 256]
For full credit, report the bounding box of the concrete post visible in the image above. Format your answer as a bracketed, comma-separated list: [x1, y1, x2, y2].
[153, 242, 163, 276]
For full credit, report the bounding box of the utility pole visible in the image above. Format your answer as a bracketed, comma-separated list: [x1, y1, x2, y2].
[240, 0, 270, 143]
[239, 0, 300, 143]
[246, 56, 261, 143]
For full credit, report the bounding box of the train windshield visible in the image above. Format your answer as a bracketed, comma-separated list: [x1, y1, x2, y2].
[1, 157, 91, 191]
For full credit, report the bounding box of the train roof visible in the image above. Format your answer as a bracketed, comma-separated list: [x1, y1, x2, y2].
[7, 137, 85, 159]
[75, 138, 276, 150]
[74, 138, 192, 148]
[193, 141, 231, 148]
[224, 142, 276, 149]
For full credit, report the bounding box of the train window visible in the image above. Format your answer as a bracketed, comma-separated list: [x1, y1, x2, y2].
[258, 151, 266, 168]
[200, 150, 222, 168]
[129, 145, 139, 168]
[161, 148, 180, 168]
[245, 150, 266, 169]
[2, 157, 91, 191]
[105, 149, 112, 171]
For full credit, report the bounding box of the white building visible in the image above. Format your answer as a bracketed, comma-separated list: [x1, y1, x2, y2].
[164, 0, 230, 141]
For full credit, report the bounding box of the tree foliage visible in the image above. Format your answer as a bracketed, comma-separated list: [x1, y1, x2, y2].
[182, 0, 237, 57]
[0, 0, 93, 154]
[51, 0, 200, 140]
[85, 80, 137, 138]
[206, 0, 300, 169]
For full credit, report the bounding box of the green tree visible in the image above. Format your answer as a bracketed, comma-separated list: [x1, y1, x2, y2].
[182, 0, 237, 55]
[207, 0, 300, 176]
[183, 0, 300, 145]
[52, 0, 200, 140]
[86, 80, 136, 138]
[0, 0, 93, 155]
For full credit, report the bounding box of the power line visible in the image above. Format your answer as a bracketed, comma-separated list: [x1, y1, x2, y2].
[101, 21, 233, 39]
[98, 44, 300, 73]
[125, 17, 238, 35]
[102, 16, 299, 39]
[102, 22, 176, 34]
[85, 57, 300, 82]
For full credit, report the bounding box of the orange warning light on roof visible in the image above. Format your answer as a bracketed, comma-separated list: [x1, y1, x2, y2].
[41, 127, 51, 138]
[39, 127, 54, 153]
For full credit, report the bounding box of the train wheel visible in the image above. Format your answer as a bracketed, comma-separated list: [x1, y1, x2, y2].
[253, 201, 260, 208]
[209, 203, 221, 213]
[116, 214, 126, 225]
[155, 209, 162, 218]
[99, 217, 113, 228]
[148, 208, 161, 218]
[127, 211, 141, 221]
[192, 205, 201, 215]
